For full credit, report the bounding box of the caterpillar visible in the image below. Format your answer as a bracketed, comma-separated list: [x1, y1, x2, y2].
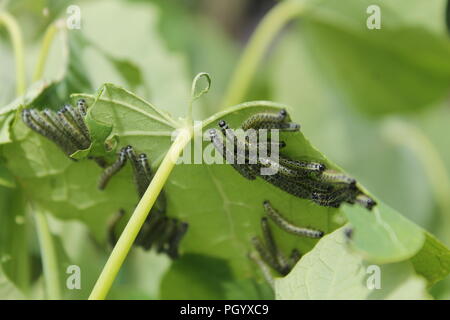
[241, 109, 300, 132]
[319, 170, 356, 187]
[251, 236, 285, 275]
[125, 145, 151, 197]
[355, 194, 376, 210]
[41, 108, 76, 151]
[279, 157, 325, 175]
[263, 200, 324, 238]
[23, 108, 78, 156]
[57, 108, 90, 149]
[76, 98, 87, 116]
[218, 120, 285, 160]
[63, 104, 90, 141]
[250, 216, 302, 277]
[101, 145, 188, 259]
[261, 217, 290, 275]
[248, 251, 275, 288]
[212, 113, 377, 211]
[98, 147, 128, 190]
[22, 100, 92, 156]
[209, 128, 257, 180]
[311, 187, 357, 208]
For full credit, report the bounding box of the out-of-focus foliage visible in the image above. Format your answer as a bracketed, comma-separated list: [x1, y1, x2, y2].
[0, 0, 449, 300]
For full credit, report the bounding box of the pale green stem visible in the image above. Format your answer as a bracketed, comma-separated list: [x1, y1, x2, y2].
[221, 0, 305, 107]
[0, 12, 26, 95]
[89, 127, 193, 300]
[187, 72, 211, 124]
[34, 209, 61, 300]
[383, 120, 450, 244]
[33, 20, 63, 82]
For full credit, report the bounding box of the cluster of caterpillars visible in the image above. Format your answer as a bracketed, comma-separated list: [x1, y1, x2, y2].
[99, 145, 188, 259]
[22, 101, 188, 259]
[250, 200, 324, 281]
[209, 109, 376, 210]
[22, 99, 90, 156]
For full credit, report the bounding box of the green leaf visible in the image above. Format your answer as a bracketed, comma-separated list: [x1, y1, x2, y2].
[160, 252, 274, 300]
[160, 254, 234, 300]
[343, 202, 425, 263]
[6, 81, 450, 292]
[300, 0, 450, 116]
[275, 227, 430, 299]
[411, 232, 450, 287]
[79, 0, 191, 118]
[0, 266, 25, 299]
[0, 186, 31, 292]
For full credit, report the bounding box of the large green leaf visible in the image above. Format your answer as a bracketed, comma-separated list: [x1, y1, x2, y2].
[2, 80, 449, 297]
[275, 227, 430, 300]
[2, 77, 450, 298]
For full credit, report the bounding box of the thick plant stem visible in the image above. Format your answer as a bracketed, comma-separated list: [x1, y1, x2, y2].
[34, 209, 61, 300]
[0, 12, 26, 95]
[33, 20, 63, 82]
[222, 0, 305, 107]
[89, 128, 193, 300]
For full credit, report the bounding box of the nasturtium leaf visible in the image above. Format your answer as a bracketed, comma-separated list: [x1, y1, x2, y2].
[275, 227, 430, 300]
[3, 80, 449, 290]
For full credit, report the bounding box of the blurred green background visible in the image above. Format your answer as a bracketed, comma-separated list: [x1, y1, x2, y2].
[0, 0, 449, 299]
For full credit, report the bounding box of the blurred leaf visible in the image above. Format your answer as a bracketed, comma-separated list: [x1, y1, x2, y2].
[79, 0, 191, 118]
[0, 265, 25, 299]
[105, 58, 143, 92]
[5, 0, 72, 42]
[299, 0, 450, 116]
[275, 227, 430, 299]
[0, 186, 31, 292]
[31, 29, 92, 109]
[149, 0, 238, 116]
[270, 30, 437, 234]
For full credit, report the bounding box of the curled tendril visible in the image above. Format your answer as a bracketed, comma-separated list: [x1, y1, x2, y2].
[191, 72, 211, 102]
[187, 72, 211, 122]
